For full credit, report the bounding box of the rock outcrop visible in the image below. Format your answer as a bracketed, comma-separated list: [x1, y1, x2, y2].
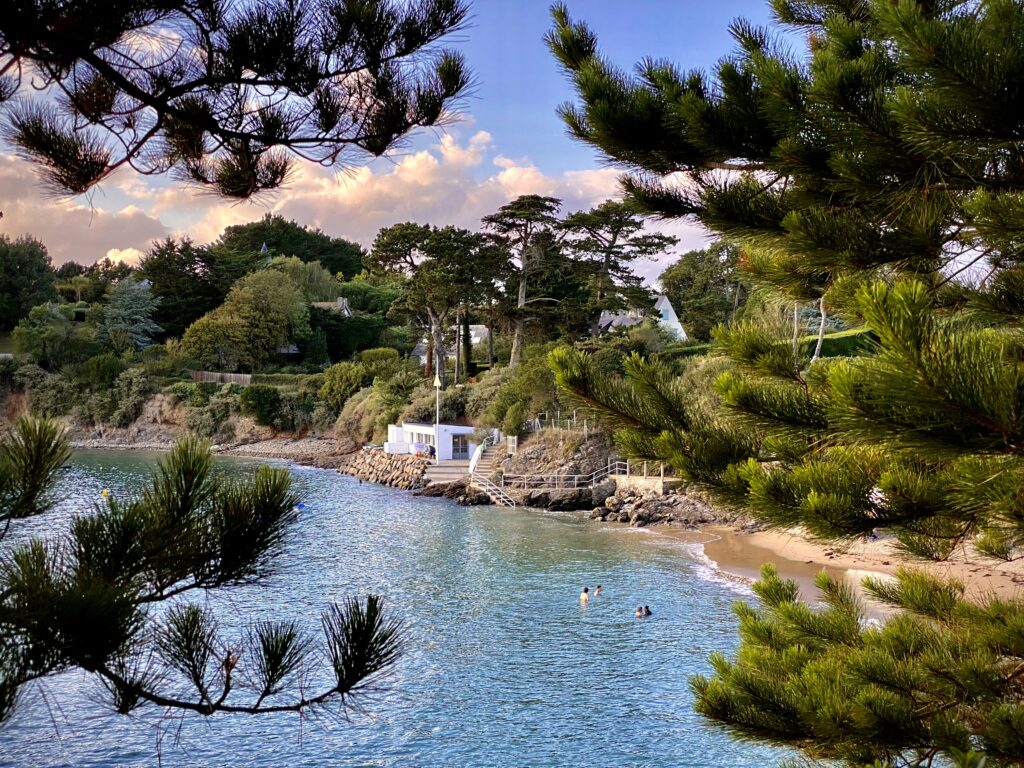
[590, 487, 748, 529]
[339, 450, 429, 490]
[415, 479, 490, 506]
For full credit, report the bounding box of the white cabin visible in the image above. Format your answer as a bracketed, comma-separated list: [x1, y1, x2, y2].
[385, 422, 483, 461]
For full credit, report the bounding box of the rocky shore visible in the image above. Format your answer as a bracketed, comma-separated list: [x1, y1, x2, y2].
[589, 486, 750, 529]
[338, 449, 429, 489]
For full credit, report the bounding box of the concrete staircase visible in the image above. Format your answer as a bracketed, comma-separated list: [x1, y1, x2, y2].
[423, 460, 470, 485]
[473, 445, 504, 477]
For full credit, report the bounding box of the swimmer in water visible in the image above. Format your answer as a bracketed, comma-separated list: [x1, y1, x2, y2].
[594, 585, 602, 597]
[580, 586, 590, 605]
[635, 606, 644, 618]
[644, 605, 652, 617]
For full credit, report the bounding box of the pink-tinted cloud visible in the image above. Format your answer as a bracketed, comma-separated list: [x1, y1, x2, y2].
[0, 154, 169, 266]
[0, 129, 711, 282]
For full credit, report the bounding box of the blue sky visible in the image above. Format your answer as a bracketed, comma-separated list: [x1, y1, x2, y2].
[0, 1, 778, 276]
[456, 1, 774, 175]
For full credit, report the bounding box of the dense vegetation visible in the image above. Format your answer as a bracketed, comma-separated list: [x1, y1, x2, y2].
[548, 0, 1024, 764]
[0, 194, 698, 446]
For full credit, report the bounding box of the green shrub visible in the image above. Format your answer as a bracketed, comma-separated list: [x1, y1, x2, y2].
[335, 386, 380, 444]
[0, 358, 18, 390]
[109, 369, 151, 427]
[274, 392, 316, 432]
[318, 362, 368, 411]
[479, 346, 561, 432]
[77, 353, 127, 390]
[240, 384, 282, 426]
[501, 400, 527, 436]
[183, 383, 240, 438]
[400, 386, 468, 424]
[165, 381, 217, 407]
[14, 364, 75, 417]
[298, 373, 325, 396]
[466, 367, 513, 420]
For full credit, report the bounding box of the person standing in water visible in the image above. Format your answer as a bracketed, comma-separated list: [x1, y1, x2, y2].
[594, 585, 602, 597]
[635, 606, 644, 618]
[580, 586, 590, 605]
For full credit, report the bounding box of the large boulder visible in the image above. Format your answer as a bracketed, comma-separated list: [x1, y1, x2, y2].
[520, 487, 593, 510]
[591, 480, 617, 506]
[417, 480, 468, 499]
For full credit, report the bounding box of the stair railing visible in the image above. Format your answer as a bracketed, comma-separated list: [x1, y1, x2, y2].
[470, 472, 516, 507]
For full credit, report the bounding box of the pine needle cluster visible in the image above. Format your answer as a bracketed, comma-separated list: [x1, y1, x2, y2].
[547, 1, 1024, 763]
[0, 419, 402, 726]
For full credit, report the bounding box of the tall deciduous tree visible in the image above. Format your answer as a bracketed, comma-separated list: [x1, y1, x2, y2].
[561, 200, 676, 333]
[0, 235, 57, 331]
[481, 195, 562, 366]
[267, 256, 340, 302]
[548, 1, 1024, 764]
[0, 1, 471, 198]
[183, 270, 309, 371]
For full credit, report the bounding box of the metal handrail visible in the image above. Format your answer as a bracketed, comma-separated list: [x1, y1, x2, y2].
[501, 461, 631, 490]
[470, 472, 516, 507]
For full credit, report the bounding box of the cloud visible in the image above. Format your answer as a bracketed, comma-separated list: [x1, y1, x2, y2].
[0, 154, 169, 266]
[0, 129, 712, 283]
[104, 247, 146, 265]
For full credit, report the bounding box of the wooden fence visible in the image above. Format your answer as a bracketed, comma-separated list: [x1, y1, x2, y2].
[190, 371, 252, 386]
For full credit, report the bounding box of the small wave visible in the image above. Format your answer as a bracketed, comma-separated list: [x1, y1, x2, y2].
[677, 541, 756, 597]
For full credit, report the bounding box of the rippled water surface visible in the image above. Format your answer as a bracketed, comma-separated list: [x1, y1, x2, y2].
[0, 451, 787, 767]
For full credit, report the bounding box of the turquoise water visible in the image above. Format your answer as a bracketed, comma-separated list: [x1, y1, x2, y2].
[0, 451, 787, 767]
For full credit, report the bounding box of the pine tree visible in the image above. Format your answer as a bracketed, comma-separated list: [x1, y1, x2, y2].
[0, 417, 402, 726]
[560, 200, 677, 334]
[481, 195, 562, 366]
[0, 0, 470, 198]
[548, 1, 1024, 764]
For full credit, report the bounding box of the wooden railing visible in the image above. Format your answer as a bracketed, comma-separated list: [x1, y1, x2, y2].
[191, 371, 252, 385]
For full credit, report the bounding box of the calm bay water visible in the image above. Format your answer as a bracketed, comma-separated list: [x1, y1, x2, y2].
[0, 451, 787, 767]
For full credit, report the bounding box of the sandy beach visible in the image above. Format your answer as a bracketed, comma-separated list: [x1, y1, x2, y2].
[700, 524, 1024, 606]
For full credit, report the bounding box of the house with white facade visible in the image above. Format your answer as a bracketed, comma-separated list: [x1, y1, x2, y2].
[596, 295, 688, 341]
[385, 422, 489, 461]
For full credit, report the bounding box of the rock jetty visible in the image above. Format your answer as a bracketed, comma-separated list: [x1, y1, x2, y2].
[339, 450, 429, 490]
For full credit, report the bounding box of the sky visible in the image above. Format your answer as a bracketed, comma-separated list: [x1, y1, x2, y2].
[0, 1, 776, 284]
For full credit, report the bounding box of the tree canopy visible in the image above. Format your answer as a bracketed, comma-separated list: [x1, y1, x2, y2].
[658, 240, 744, 342]
[138, 237, 254, 339]
[0, 236, 57, 331]
[217, 215, 364, 277]
[0, 0, 471, 198]
[481, 195, 562, 366]
[183, 270, 309, 371]
[369, 222, 505, 387]
[548, 0, 1024, 764]
[561, 199, 675, 331]
[98, 279, 162, 353]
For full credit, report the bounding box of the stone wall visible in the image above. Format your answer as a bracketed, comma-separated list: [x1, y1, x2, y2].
[339, 449, 429, 490]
